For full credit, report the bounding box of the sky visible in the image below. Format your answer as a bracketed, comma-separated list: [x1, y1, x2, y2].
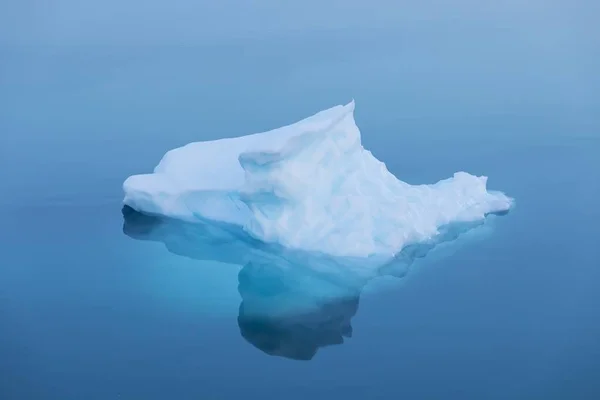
[1, 1, 598, 47]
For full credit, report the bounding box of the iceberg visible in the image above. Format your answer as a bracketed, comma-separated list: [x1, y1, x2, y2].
[123, 101, 512, 259]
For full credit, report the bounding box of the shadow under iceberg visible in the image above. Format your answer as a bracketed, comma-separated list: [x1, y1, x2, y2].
[122, 205, 507, 360]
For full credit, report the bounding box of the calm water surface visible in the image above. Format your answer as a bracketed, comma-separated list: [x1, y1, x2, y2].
[1, 6, 600, 399]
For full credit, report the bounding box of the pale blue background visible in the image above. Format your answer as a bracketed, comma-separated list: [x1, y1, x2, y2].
[1, 1, 599, 399]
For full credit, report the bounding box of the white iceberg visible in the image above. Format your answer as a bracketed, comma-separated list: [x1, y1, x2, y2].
[123, 101, 512, 258]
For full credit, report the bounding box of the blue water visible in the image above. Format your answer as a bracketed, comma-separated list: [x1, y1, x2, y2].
[2, 3, 600, 399]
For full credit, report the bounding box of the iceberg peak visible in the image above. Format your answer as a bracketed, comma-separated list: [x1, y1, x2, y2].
[123, 102, 512, 258]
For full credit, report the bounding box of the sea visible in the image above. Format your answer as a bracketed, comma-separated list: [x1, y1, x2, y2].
[1, 2, 599, 399]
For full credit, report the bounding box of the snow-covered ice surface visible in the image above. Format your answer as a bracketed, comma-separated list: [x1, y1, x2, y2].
[123, 101, 513, 259]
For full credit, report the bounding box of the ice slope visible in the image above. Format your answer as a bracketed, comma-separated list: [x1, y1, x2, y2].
[123, 101, 513, 258]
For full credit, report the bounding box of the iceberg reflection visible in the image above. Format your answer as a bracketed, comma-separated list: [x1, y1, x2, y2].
[122, 205, 506, 360]
[238, 262, 360, 360]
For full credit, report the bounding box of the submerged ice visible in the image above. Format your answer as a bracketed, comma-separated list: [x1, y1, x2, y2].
[123, 101, 512, 258]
